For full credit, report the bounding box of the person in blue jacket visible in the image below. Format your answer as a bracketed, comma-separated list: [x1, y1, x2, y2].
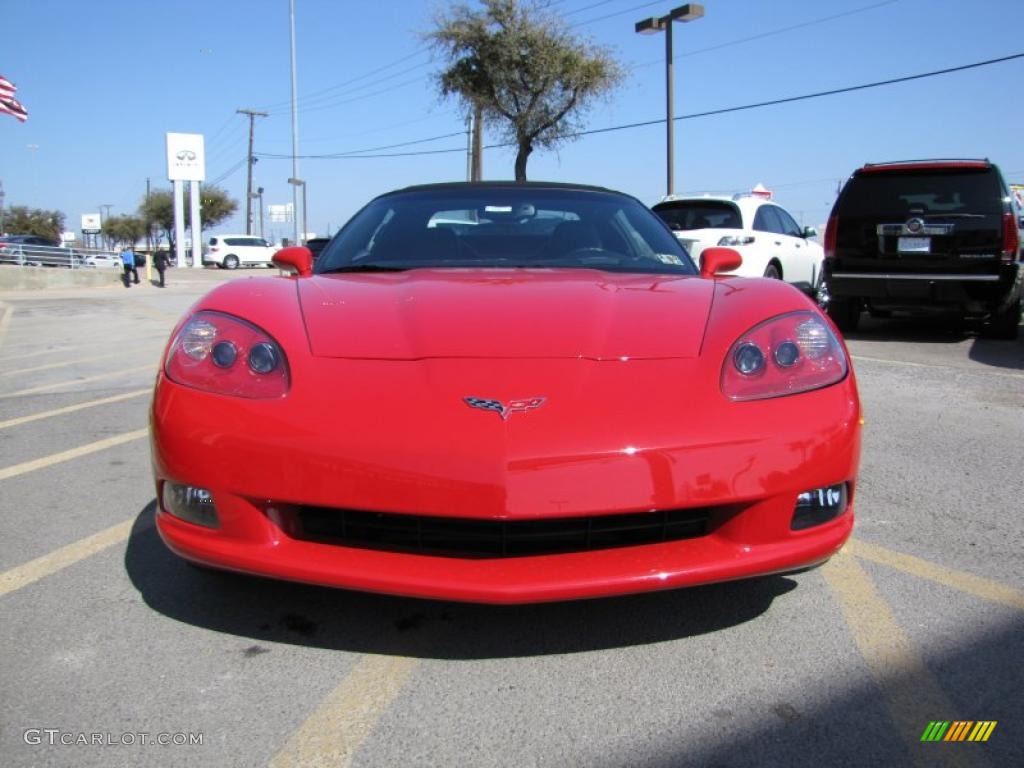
[120, 247, 138, 287]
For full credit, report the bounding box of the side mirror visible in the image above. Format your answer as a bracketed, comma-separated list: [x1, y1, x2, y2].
[803, 226, 818, 239]
[272, 245, 313, 277]
[700, 247, 742, 279]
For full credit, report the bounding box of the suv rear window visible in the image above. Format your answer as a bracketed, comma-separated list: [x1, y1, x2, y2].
[842, 168, 1003, 218]
[652, 201, 742, 231]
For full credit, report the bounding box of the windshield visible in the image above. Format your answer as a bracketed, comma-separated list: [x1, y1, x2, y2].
[315, 186, 697, 275]
[652, 200, 743, 231]
[843, 169, 1003, 218]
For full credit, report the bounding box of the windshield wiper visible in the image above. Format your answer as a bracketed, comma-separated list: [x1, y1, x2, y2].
[319, 263, 412, 274]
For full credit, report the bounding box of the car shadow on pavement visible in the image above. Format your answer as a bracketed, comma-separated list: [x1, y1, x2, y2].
[842, 315, 973, 344]
[125, 502, 797, 660]
[844, 315, 1024, 371]
[593, 616, 1024, 768]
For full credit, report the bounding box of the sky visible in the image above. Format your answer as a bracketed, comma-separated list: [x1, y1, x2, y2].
[2, 0, 1023, 244]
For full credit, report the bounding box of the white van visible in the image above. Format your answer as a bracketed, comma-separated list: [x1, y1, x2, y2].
[203, 235, 279, 269]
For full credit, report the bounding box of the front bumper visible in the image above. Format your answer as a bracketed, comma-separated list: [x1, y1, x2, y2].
[151, 357, 860, 604]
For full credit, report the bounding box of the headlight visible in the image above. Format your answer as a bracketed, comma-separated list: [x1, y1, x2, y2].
[721, 311, 848, 401]
[165, 311, 290, 398]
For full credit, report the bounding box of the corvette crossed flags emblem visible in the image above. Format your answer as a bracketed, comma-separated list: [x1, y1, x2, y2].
[464, 396, 547, 421]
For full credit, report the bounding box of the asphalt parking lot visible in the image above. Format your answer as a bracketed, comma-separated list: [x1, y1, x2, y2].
[0, 272, 1021, 768]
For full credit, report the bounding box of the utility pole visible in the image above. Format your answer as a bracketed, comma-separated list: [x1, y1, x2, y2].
[237, 108, 268, 235]
[471, 104, 483, 181]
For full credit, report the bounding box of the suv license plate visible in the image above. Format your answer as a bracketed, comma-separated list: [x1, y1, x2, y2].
[898, 236, 930, 253]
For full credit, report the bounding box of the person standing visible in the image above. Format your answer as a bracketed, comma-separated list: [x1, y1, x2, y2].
[120, 247, 138, 287]
[154, 250, 168, 287]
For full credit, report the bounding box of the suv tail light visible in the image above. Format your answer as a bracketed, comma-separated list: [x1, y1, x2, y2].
[824, 215, 838, 260]
[1002, 211, 1019, 262]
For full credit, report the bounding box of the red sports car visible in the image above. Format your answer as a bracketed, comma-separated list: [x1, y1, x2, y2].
[151, 182, 860, 604]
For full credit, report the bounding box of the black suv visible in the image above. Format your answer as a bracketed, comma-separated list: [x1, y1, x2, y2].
[822, 160, 1023, 339]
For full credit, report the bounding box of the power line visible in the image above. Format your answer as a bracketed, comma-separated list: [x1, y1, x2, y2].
[635, 0, 902, 68]
[263, 0, 903, 120]
[208, 158, 247, 187]
[257, 48, 431, 113]
[256, 131, 467, 160]
[250, 52, 1024, 160]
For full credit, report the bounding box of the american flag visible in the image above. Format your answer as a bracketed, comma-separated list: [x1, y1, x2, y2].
[0, 74, 29, 122]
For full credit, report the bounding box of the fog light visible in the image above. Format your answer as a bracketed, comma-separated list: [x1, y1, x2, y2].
[792, 483, 847, 530]
[162, 482, 219, 528]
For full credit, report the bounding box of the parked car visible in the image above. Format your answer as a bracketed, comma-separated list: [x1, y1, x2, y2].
[823, 159, 1023, 338]
[202, 235, 279, 269]
[151, 181, 860, 604]
[652, 194, 825, 296]
[304, 237, 331, 262]
[0, 235, 85, 267]
[84, 253, 123, 269]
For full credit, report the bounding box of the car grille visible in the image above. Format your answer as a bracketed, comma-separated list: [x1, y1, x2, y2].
[293, 506, 712, 558]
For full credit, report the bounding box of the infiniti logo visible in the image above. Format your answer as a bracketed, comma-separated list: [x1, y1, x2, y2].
[464, 396, 546, 420]
[905, 217, 924, 234]
[176, 150, 197, 161]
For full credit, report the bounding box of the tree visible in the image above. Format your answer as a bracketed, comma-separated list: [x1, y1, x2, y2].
[3, 205, 65, 242]
[101, 215, 147, 249]
[428, 0, 624, 181]
[140, 186, 239, 252]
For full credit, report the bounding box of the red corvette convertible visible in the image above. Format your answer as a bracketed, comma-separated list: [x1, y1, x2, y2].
[151, 182, 861, 603]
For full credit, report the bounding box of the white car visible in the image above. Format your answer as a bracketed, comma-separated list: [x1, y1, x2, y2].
[652, 194, 824, 296]
[202, 235, 279, 269]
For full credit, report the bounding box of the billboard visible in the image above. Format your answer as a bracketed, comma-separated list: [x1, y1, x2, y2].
[81, 213, 101, 233]
[166, 132, 206, 182]
[268, 203, 294, 223]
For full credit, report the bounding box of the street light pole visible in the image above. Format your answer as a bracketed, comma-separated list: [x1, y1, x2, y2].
[288, 0, 301, 247]
[635, 4, 705, 197]
[257, 187, 265, 239]
[287, 178, 307, 244]
[665, 20, 674, 196]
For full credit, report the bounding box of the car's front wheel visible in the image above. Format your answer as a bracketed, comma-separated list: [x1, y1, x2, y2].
[223, 255, 239, 269]
[763, 263, 781, 280]
[827, 297, 861, 333]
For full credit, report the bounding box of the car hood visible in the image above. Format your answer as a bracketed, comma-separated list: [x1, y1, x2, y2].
[297, 268, 715, 360]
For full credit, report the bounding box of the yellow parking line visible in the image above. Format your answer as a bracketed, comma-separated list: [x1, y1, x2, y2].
[0, 519, 134, 598]
[0, 428, 149, 482]
[0, 364, 155, 399]
[0, 389, 151, 430]
[0, 302, 12, 350]
[125, 299, 183, 322]
[0, 333, 169, 365]
[1, 342, 164, 377]
[822, 550, 972, 768]
[0, 343, 77, 363]
[848, 538, 1024, 612]
[269, 654, 419, 768]
[851, 354, 1024, 380]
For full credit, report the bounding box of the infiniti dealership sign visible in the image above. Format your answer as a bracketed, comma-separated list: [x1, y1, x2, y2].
[165, 133, 205, 181]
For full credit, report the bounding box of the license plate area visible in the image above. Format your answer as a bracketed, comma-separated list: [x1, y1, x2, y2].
[898, 236, 930, 254]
